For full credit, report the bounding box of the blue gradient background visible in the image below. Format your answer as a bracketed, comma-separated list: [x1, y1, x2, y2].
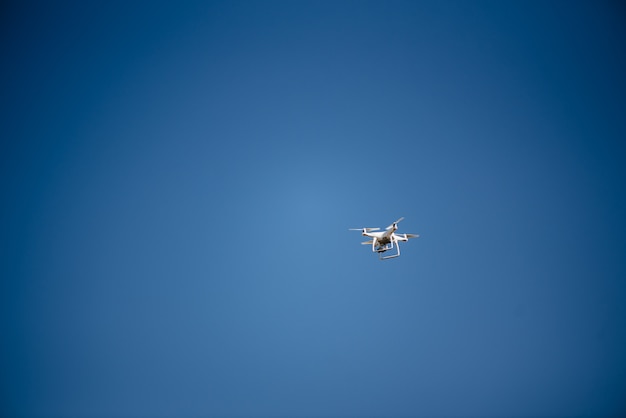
[1, 1, 625, 417]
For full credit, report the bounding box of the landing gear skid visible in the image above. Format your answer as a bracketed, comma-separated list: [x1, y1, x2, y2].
[373, 240, 401, 260]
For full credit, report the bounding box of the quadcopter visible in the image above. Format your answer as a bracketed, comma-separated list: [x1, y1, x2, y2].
[350, 217, 419, 260]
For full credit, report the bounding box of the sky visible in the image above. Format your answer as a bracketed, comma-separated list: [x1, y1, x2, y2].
[1, 1, 626, 417]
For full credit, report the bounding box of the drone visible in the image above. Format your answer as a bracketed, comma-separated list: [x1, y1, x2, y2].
[350, 217, 419, 260]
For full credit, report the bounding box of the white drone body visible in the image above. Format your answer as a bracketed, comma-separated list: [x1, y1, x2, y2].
[350, 217, 419, 260]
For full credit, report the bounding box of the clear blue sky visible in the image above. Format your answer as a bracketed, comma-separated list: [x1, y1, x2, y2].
[1, 1, 625, 417]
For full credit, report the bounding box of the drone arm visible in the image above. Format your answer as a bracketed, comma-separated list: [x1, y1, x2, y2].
[394, 233, 419, 242]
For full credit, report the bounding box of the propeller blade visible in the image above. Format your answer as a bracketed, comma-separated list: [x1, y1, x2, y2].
[386, 217, 405, 230]
[349, 227, 380, 232]
[405, 233, 419, 238]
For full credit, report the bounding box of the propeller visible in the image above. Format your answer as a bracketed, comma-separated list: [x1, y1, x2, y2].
[386, 217, 405, 230]
[349, 227, 380, 232]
